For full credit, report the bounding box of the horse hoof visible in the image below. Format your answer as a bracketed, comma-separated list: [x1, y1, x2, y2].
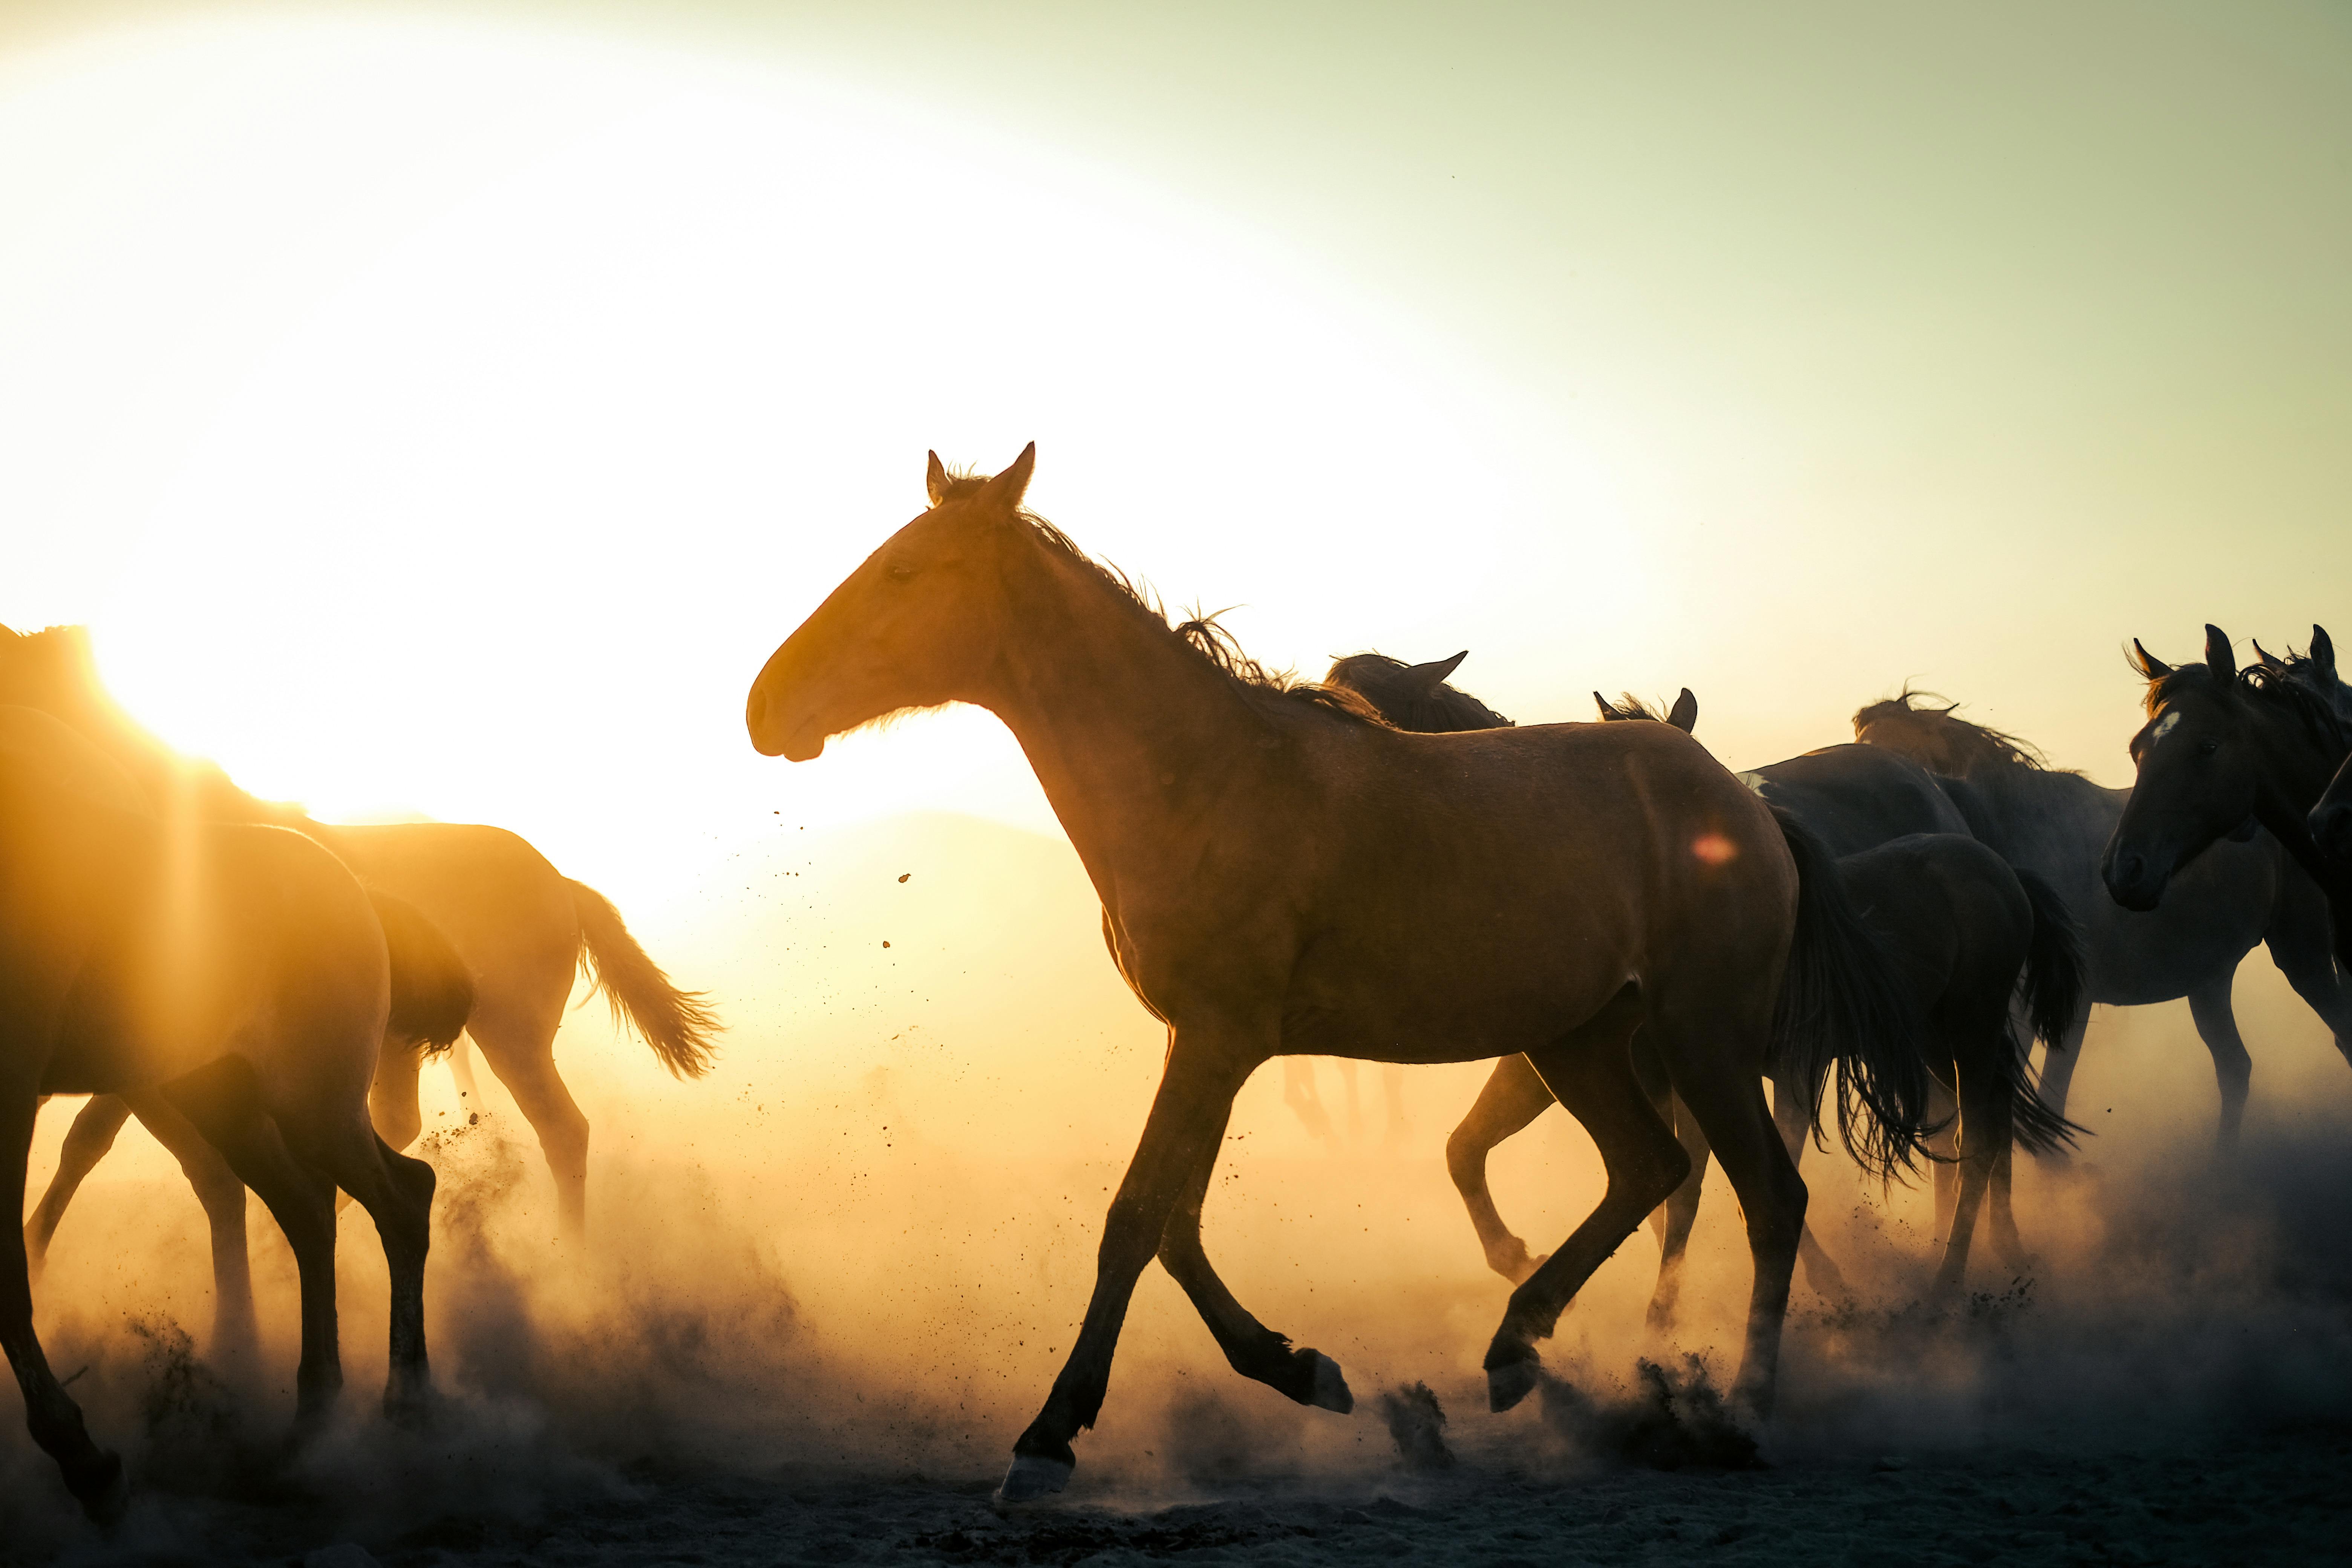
[1487, 1356, 1541, 1413]
[994, 1452, 1073, 1504]
[383, 1378, 438, 1430]
[71, 1450, 127, 1526]
[1301, 1349, 1354, 1414]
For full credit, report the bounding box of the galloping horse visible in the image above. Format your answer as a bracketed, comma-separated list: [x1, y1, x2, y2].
[2104, 626, 2352, 973]
[746, 446, 1932, 1500]
[2, 754, 441, 1518]
[0, 624, 720, 1240]
[1856, 684, 2352, 1142]
[1325, 662, 2080, 1301]
[5, 706, 471, 1357]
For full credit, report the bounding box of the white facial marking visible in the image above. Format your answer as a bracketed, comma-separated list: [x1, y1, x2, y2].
[2150, 711, 2183, 748]
[1736, 770, 1769, 795]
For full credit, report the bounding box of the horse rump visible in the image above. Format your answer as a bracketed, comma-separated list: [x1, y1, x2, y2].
[371, 891, 475, 1054]
[1767, 806, 1936, 1180]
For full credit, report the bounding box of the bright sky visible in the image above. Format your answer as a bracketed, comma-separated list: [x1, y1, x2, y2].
[2, 1, 2346, 911]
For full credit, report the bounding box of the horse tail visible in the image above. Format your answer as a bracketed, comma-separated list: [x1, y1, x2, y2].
[2015, 870, 2085, 1054]
[1767, 806, 1934, 1181]
[567, 879, 722, 1078]
[370, 891, 475, 1054]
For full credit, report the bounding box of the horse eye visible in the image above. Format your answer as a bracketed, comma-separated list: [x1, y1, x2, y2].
[2198, 739, 2218, 756]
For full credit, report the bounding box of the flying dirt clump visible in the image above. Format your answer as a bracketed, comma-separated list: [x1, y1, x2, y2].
[1375, 1381, 1455, 1472]
[1538, 1358, 1761, 1471]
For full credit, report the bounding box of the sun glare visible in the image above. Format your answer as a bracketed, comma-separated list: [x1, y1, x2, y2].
[4, 14, 1623, 906]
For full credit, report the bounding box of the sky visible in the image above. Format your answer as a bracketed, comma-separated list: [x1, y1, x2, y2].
[1, 0, 2346, 911]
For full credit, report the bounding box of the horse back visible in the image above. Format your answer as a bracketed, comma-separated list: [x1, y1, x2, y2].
[1754, 744, 1969, 858]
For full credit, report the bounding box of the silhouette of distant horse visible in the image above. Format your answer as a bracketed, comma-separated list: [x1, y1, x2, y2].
[0, 625, 719, 1242]
[1857, 679, 2352, 1143]
[747, 446, 1934, 1501]
[0, 745, 442, 1519]
[2105, 625, 2352, 975]
[1326, 662, 2079, 1300]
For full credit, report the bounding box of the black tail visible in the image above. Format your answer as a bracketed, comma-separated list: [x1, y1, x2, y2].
[2015, 870, 2084, 1055]
[371, 891, 475, 1054]
[1767, 807, 1935, 1181]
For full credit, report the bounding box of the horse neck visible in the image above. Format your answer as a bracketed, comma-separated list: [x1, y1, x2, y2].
[978, 546, 1280, 904]
[60, 689, 307, 829]
[2245, 704, 2346, 877]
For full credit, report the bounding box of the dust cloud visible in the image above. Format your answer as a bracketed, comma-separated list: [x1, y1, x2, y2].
[8, 810, 2352, 1561]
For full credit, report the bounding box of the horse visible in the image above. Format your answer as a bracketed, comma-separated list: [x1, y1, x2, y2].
[1854, 681, 2352, 1143]
[1279, 1056, 1408, 1148]
[2103, 626, 2352, 973]
[746, 445, 1934, 1501]
[0, 624, 720, 1240]
[5, 706, 472, 1364]
[1324, 663, 2081, 1302]
[0, 757, 442, 1519]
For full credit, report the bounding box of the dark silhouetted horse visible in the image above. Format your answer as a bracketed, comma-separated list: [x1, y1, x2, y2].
[1859, 674, 2352, 1143]
[2105, 625, 2352, 974]
[746, 446, 1934, 1501]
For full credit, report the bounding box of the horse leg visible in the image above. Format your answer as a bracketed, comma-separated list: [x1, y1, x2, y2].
[153, 1061, 344, 1431]
[1001, 1031, 1253, 1501]
[1644, 1090, 1715, 1336]
[1484, 986, 1688, 1412]
[1926, 1076, 1961, 1244]
[0, 1085, 124, 1519]
[1987, 1133, 2028, 1271]
[1282, 1058, 1332, 1143]
[1931, 1043, 2001, 1298]
[1446, 1055, 1559, 1282]
[1769, 1073, 1848, 1297]
[120, 1096, 259, 1364]
[1652, 1007, 1806, 1422]
[2028, 1003, 2092, 1166]
[446, 1034, 482, 1109]
[23, 1094, 131, 1285]
[467, 1001, 589, 1238]
[2185, 978, 2252, 1150]
[1155, 1112, 1352, 1413]
[284, 1121, 437, 1419]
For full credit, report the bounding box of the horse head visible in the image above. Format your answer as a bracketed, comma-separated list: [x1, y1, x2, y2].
[746, 444, 1037, 760]
[2102, 625, 2260, 910]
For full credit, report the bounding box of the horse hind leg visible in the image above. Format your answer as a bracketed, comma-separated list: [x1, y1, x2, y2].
[1485, 986, 1689, 1412]
[153, 1062, 344, 1432]
[294, 1125, 436, 1418]
[1445, 1055, 1558, 1283]
[23, 1094, 132, 1285]
[123, 1097, 260, 1365]
[1156, 1113, 1351, 1413]
[1768, 1072, 1848, 1298]
[467, 1002, 590, 1238]
[1, 1086, 125, 1519]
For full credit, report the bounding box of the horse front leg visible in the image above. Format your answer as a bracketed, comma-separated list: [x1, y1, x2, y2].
[2185, 978, 2252, 1150]
[1000, 1027, 1256, 1502]
[1155, 1095, 1352, 1413]
[1, 1084, 124, 1519]
[1446, 1055, 1558, 1283]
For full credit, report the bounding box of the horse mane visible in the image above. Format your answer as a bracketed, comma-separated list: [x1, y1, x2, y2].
[1851, 687, 2050, 772]
[0, 624, 313, 826]
[1325, 652, 1515, 733]
[1595, 693, 1661, 723]
[933, 468, 1387, 727]
[2150, 658, 2349, 755]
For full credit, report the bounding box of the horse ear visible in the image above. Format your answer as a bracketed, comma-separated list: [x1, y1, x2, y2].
[975, 442, 1036, 513]
[2204, 624, 2236, 682]
[2127, 639, 2173, 680]
[2252, 639, 2284, 673]
[925, 451, 949, 508]
[2314, 625, 2337, 684]
[1592, 691, 1614, 721]
[1403, 651, 1468, 693]
[1667, 688, 1698, 733]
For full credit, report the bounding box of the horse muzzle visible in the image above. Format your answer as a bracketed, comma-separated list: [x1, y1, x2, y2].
[2100, 845, 2167, 912]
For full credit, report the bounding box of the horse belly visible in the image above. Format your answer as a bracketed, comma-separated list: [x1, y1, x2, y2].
[1281, 932, 1633, 1065]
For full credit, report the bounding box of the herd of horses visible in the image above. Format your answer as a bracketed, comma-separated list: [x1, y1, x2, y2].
[6, 444, 2350, 1518]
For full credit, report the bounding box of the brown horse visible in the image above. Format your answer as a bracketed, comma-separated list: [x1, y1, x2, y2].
[2104, 626, 2352, 971]
[1328, 668, 2080, 1302]
[746, 446, 1932, 1500]
[1, 756, 442, 1518]
[0, 625, 719, 1241]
